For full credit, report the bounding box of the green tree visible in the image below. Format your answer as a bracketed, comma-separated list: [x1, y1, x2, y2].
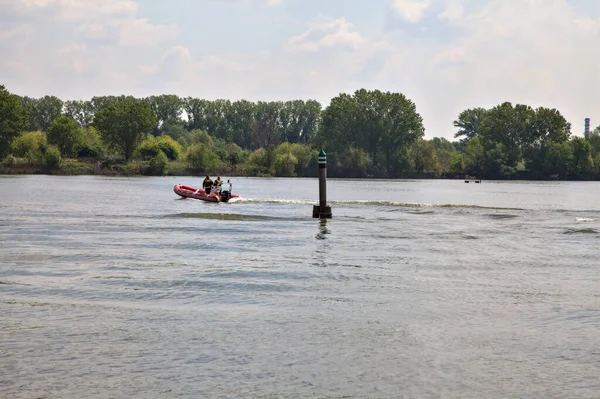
[77, 126, 105, 158]
[431, 137, 457, 173]
[287, 143, 312, 175]
[0, 85, 28, 158]
[524, 107, 571, 177]
[161, 120, 188, 141]
[229, 100, 256, 148]
[271, 152, 298, 176]
[593, 153, 600, 176]
[544, 141, 572, 178]
[187, 143, 220, 172]
[90, 95, 137, 114]
[183, 98, 232, 140]
[273, 142, 312, 176]
[149, 151, 168, 175]
[182, 97, 207, 131]
[482, 142, 512, 178]
[412, 139, 440, 174]
[336, 146, 370, 177]
[145, 94, 182, 135]
[225, 142, 242, 165]
[43, 145, 62, 169]
[587, 126, 600, 157]
[64, 100, 94, 127]
[208, 99, 233, 141]
[138, 136, 161, 160]
[277, 100, 321, 144]
[528, 107, 571, 145]
[252, 102, 281, 149]
[316, 93, 355, 152]
[11, 131, 47, 163]
[453, 107, 488, 142]
[300, 100, 321, 144]
[47, 115, 83, 157]
[36, 95, 64, 132]
[156, 135, 183, 160]
[243, 148, 269, 175]
[465, 137, 484, 177]
[570, 137, 593, 177]
[319, 89, 424, 177]
[93, 99, 157, 161]
[20, 96, 39, 131]
[479, 102, 535, 169]
[450, 153, 465, 174]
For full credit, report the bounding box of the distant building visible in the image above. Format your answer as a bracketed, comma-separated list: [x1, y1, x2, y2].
[585, 118, 590, 139]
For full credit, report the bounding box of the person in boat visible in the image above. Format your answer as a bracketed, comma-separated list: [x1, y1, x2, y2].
[222, 179, 232, 194]
[202, 175, 213, 194]
[214, 176, 222, 193]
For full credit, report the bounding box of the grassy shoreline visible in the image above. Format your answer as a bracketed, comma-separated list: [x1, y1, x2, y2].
[0, 158, 196, 177]
[2, 159, 598, 181]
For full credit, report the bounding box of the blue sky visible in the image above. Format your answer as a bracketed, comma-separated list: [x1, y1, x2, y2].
[1, 0, 599, 139]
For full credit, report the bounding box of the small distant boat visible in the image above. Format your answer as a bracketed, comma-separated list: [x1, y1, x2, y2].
[173, 183, 239, 203]
[464, 175, 482, 183]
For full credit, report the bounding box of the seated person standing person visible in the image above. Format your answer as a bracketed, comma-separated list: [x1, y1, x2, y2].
[202, 175, 213, 194]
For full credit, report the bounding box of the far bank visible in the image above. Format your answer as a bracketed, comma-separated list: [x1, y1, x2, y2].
[2, 157, 599, 181]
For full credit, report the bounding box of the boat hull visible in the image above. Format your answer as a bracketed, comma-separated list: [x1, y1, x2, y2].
[173, 184, 239, 203]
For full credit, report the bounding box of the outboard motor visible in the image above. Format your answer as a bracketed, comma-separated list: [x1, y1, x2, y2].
[221, 189, 231, 202]
[221, 181, 232, 202]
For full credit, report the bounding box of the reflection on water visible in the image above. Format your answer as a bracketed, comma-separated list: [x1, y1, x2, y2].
[1, 176, 599, 399]
[313, 219, 331, 269]
[316, 218, 330, 240]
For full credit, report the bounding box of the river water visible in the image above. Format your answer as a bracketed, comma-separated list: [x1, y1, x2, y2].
[1, 175, 599, 398]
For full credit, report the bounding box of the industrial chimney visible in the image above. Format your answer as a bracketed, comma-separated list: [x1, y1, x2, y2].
[584, 118, 591, 139]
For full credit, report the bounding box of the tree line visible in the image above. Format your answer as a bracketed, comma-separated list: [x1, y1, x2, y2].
[1, 84, 599, 179]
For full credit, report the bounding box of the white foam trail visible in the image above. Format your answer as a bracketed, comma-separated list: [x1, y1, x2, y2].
[229, 198, 522, 210]
[575, 218, 596, 222]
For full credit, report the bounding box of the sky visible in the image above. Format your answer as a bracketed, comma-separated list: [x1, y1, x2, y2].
[1, 0, 599, 140]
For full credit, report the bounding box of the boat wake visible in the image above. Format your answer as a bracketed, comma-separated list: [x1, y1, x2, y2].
[575, 218, 597, 222]
[234, 198, 525, 211]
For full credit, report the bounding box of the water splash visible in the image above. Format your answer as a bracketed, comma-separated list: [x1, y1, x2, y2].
[576, 218, 597, 222]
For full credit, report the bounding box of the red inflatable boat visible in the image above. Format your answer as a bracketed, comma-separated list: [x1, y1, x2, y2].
[173, 183, 240, 203]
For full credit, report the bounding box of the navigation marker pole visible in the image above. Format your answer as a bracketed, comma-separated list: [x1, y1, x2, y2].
[313, 149, 332, 219]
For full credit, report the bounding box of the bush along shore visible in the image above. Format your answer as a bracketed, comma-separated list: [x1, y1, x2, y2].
[1, 85, 599, 180]
[0, 155, 468, 179]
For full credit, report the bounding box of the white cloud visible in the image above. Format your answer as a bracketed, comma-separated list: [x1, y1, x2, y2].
[0, 25, 31, 40]
[75, 23, 110, 41]
[119, 18, 177, 46]
[390, 0, 431, 22]
[212, 0, 283, 6]
[0, 0, 181, 98]
[574, 16, 600, 35]
[287, 16, 367, 52]
[438, 0, 464, 22]
[20, 0, 138, 19]
[385, 0, 600, 135]
[1, 0, 599, 138]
